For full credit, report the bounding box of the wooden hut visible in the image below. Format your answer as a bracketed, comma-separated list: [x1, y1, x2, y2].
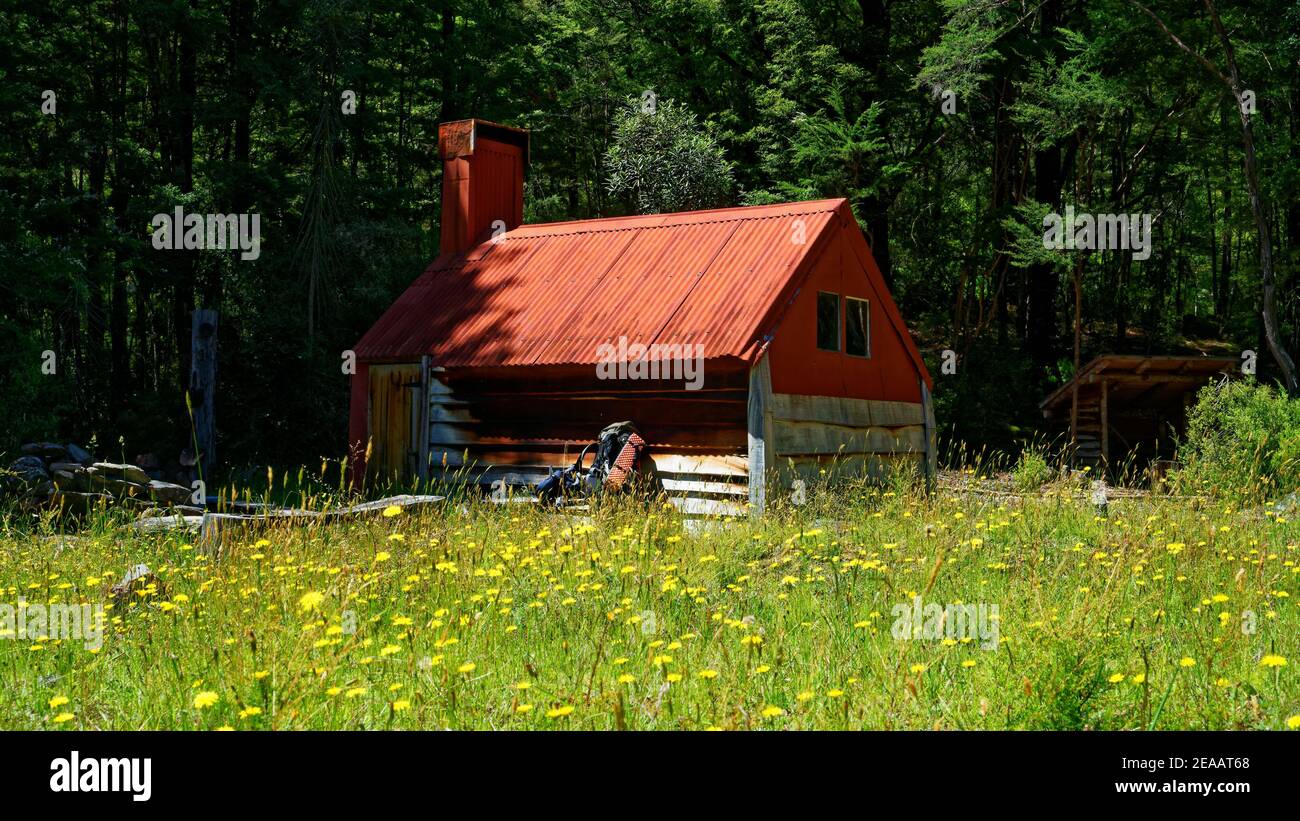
[1040, 354, 1237, 470]
[349, 119, 934, 514]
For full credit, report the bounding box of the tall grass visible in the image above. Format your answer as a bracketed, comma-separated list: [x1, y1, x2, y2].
[0, 473, 1294, 730]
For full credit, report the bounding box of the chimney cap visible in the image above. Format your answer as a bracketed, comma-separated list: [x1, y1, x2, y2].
[439, 119, 530, 167]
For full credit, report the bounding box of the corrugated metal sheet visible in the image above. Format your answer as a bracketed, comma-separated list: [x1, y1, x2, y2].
[354, 199, 846, 367]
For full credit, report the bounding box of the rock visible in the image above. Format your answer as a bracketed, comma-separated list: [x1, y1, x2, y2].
[89, 462, 152, 486]
[27, 480, 55, 499]
[21, 442, 69, 461]
[109, 564, 165, 601]
[7, 456, 49, 488]
[51, 469, 91, 492]
[140, 504, 204, 517]
[148, 480, 192, 505]
[89, 473, 149, 498]
[133, 515, 204, 534]
[50, 491, 114, 512]
[65, 443, 94, 465]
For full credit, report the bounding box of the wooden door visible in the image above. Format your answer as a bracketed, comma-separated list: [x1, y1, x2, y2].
[368, 363, 424, 482]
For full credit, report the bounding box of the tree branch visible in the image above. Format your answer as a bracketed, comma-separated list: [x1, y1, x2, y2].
[1129, 1, 1231, 87]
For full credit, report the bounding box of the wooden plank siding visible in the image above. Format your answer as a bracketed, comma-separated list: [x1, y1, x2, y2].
[424, 368, 751, 516]
[757, 388, 928, 499]
[404, 362, 926, 516]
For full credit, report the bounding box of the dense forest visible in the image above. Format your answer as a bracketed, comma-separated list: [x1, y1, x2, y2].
[2, 0, 1298, 479]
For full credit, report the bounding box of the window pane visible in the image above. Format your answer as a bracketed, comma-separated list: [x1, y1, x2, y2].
[816, 292, 840, 351]
[846, 297, 870, 357]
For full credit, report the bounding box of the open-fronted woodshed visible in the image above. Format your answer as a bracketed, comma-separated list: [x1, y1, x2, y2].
[1040, 354, 1238, 472]
[349, 119, 934, 514]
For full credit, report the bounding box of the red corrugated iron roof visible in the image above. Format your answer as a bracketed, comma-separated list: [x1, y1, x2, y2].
[354, 198, 889, 369]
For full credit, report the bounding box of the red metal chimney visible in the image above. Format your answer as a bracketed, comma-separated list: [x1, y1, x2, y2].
[439, 119, 529, 255]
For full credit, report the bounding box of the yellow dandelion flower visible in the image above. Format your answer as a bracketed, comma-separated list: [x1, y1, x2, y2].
[1261, 655, 1288, 668]
[546, 705, 574, 718]
[48, 695, 69, 709]
[298, 591, 325, 613]
[760, 705, 786, 718]
[382, 505, 403, 517]
[193, 691, 219, 709]
[52, 712, 75, 724]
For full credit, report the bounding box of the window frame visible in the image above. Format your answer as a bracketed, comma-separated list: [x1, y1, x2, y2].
[816, 291, 841, 352]
[844, 296, 871, 359]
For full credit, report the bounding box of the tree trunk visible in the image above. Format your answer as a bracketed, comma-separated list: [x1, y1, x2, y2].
[1135, 0, 1299, 392]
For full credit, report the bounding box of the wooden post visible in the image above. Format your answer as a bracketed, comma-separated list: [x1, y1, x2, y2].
[1100, 378, 1109, 472]
[920, 379, 937, 490]
[747, 355, 773, 516]
[347, 362, 370, 489]
[189, 309, 218, 481]
[417, 356, 431, 486]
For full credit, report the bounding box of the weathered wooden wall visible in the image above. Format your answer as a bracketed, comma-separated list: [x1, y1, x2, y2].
[362, 358, 930, 517]
[747, 355, 929, 514]
[424, 363, 751, 516]
[367, 362, 424, 480]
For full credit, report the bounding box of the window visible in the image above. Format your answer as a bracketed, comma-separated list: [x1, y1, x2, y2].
[816, 292, 840, 351]
[845, 297, 870, 358]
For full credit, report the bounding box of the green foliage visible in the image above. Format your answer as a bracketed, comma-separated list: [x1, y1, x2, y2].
[604, 97, 735, 214]
[1, 0, 1298, 485]
[1013, 447, 1053, 492]
[1178, 378, 1300, 499]
[779, 90, 894, 210]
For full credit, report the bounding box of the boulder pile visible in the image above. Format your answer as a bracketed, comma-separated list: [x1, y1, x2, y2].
[1, 442, 197, 514]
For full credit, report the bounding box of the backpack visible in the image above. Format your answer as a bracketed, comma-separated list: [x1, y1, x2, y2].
[535, 421, 660, 505]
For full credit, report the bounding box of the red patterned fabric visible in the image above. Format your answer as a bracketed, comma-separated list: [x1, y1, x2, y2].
[605, 433, 646, 489]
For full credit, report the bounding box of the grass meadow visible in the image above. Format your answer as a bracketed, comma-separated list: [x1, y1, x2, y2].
[0, 472, 1296, 731]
